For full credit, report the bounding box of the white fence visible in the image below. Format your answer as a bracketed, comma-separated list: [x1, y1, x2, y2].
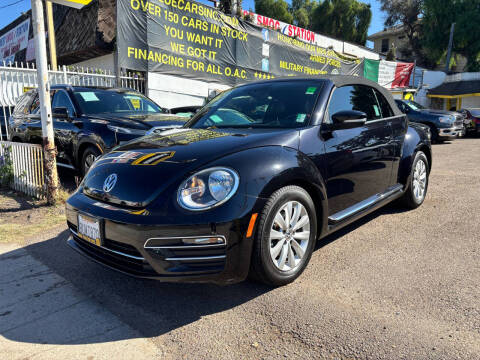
[0, 61, 145, 140]
[0, 141, 45, 199]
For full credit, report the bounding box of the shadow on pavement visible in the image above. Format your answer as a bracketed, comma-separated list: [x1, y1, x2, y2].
[0, 201, 406, 346]
[0, 229, 271, 345]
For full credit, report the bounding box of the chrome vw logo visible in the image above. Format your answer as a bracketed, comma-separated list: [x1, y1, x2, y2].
[103, 173, 117, 193]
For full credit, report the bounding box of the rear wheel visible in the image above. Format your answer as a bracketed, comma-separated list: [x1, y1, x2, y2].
[80, 146, 101, 176]
[250, 186, 317, 286]
[400, 151, 429, 209]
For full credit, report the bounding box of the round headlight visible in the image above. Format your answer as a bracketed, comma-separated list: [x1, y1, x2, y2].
[178, 167, 239, 211]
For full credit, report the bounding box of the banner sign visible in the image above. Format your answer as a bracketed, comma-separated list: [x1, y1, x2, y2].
[117, 0, 363, 86]
[241, 10, 316, 44]
[364, 59, 414, 89]
[25, 38, 35, 62]
[0, 19, 30, 63]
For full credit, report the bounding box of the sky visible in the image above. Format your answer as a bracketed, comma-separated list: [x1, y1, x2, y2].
[0, 0, 385, 48]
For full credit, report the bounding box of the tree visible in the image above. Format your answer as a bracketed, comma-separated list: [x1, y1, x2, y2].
[254, 0, 293, 24]
[378, 0, 430, 65]
[422, 0, 480, 71]
[290, 0, 317, 29]
[219, 0, 243, 16]
[310, 0, 372, 45]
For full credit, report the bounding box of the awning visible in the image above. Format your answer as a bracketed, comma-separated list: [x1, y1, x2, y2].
[428, 80, 480, 98]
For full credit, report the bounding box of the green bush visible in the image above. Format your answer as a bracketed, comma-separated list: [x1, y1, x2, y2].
[0, 145, 14, 187]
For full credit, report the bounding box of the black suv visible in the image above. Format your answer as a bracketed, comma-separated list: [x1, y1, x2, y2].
[8, 85, 186, 175]
[395, 99, 464, 142]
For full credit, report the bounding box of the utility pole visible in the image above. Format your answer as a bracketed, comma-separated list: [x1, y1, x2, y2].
[114, 0, 121, 88]
[445, 22, 455, 73]
[31, 0, 59, 204]
[46, 1, 58, 70]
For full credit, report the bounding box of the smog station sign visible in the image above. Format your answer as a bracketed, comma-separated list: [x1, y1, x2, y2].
[117, 0, 362, 85]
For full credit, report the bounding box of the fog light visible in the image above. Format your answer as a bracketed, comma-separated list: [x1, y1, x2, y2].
[182, 236, 225, 245]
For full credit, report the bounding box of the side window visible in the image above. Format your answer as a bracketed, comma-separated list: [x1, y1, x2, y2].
[12, 92, 33, 116]
[374, 89, 394, 118]
[381, 39, 389, 53]
[52, 90, 75, 117]
[327, 85, 383, 123]
[29, 93, 40, 115]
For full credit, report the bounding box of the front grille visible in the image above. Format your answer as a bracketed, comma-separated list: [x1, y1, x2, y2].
[104, 238, 143, 258]
[145, 240, 226, 274]
[67, 222, 157, 277]
[68, 221, 226, 277]
[67, 221, 143, 259]
[454, 115, 464, 127]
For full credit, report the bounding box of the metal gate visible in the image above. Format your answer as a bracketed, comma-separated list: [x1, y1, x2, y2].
[0, 61, 145, 140]
[0, 141, 45, 199]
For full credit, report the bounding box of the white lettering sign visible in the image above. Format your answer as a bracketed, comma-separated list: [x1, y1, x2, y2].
[0, 19, 30, 62]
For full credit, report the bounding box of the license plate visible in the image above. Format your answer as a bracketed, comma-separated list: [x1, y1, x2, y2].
[78, 214, 102, 246]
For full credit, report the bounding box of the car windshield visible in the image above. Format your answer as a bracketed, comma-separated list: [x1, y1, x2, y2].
[404, 100, 425, 111]
[187, 81, 322, 129]
[73, 89, 165, 115]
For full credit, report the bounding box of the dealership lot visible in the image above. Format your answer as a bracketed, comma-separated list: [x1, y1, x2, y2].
[1, 138, 479, 359]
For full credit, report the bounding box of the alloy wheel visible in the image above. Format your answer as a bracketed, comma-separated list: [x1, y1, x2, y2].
[269, 201, 310, 271]
[84, 153, 98, 173]
[413, 159, 427, 202]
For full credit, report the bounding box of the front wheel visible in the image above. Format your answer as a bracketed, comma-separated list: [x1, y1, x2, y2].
[80, 146, 101, 177]
[249, 186, 317, 286]
[400, 151, 429, 209]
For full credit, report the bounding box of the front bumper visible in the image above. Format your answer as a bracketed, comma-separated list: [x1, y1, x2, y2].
[438, 126, 462, 139]
[65, 192, 264, 285]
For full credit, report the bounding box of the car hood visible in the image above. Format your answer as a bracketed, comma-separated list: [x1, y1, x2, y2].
[82, 127, 299, 207]
[88, 112, 186, 129]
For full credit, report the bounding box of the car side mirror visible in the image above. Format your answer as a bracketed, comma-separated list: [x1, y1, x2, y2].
[403, 106, 410, 113]
[52, 107, 69, 119]
[331, 110, 367, 129]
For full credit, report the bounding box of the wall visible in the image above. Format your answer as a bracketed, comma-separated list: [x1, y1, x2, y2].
[147, 73, 230, 109]
[416, 70, 447, 108]
[72, 53, 115, 72]
[372, 35, 409, 58]
[461, 96, 480, 109]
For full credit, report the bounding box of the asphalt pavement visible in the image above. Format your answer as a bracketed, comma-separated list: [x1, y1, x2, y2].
[1, 138, 479, 359]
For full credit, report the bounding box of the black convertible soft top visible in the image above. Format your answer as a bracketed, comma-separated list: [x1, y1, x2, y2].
[248, 75, 403, 117]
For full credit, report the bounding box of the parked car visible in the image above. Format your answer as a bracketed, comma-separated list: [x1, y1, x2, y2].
[458, 108, 480, 136]
[395, 99, 464, 142]
[66, 76, 431, 286]
[8, 85, 186, 175]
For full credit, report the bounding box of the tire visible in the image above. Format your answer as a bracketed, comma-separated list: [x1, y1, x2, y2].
[80, 145, 101, 176]
[400, 151, 429, 209]
[250, 185, 317, 286]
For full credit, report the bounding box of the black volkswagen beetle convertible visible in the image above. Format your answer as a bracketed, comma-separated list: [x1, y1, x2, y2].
[66, 76, 431, 286]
